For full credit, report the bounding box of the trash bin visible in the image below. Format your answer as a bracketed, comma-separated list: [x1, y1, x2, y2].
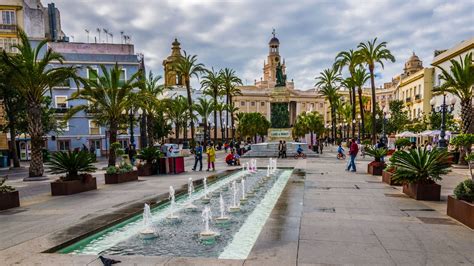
[0, 156, 7, 168]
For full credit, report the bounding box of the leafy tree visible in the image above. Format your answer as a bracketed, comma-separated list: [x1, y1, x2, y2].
[67, 64, 140, 167]
[165, 96, 189, 141]
[386, 100, 409, 134]
[238, 112, 270, 143]
[172, 51, 205, 140]
[434, 52, 474, 134]
[357, 38, 396, 144]
[1, 29, 79, 177]
[428, 111, 457, 131]
[139, 71, 165, 146]
[293, 112, 324, 146]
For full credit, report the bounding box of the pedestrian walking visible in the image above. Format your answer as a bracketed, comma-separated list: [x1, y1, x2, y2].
[282, 141, 287, 158]
[278, 140, 283, 158]
[347, 138, 359, 172]
[206, 142, 216, 171]
[319, 139, 324, 154]
[192, 141, 203, 171]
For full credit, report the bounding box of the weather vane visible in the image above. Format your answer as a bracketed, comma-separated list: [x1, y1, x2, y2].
[272, 28, 276, 37]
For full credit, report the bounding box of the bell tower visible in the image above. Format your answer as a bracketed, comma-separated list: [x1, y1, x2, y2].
[163, 38, 184, 87]
[263, 29, 285, 83]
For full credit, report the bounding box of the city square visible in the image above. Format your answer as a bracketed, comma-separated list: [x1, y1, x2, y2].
[0, 0, 473, 265]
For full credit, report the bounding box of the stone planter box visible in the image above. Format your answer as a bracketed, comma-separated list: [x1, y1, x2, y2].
[0, 191, 20, 210]
[382, 170, 402, 186]
[368, 162, 385, 176]
[105, 170, 138, 184]
[137, 164, 156, 176]
[51, 177, 97, 196]
[403, 182, 441, 201]
[447, 195, 474, 229]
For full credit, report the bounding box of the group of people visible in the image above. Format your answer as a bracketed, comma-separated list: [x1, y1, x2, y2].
[337, 139, 360, 172]
[277, 140, 288, 158]
[191, 141, 216, 172]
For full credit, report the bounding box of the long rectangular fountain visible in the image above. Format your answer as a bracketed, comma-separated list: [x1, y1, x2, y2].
[58, 159, 292, 259]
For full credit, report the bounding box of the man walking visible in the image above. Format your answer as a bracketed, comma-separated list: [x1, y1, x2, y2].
[282, 141, 287, 158]
[347, 138, 358, 172]
[192, 141, 203, 171]
[278, 140, 283, 158]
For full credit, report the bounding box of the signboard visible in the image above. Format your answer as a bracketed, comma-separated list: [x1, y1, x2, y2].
[268, 128, 293, 141]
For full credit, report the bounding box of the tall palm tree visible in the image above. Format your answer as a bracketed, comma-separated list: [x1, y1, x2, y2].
[214, 102, 227, 141]
[193, 98, 213, 146]
[165, 96, 188, 142]
[172, 51, 205, 141]
[352, 67, 370, 139]
[1, 30, 78, 177]
[139, 71, 165, 146]
[334, 49, 362, 138]
[220, 68, 242, 139]
[435, 53, 474, 134]
[357, 38, 395, 144]
[226, 103, 240, 139]
[201, 68, 224, 144]
[67, 64, 141, 167]
[315, 67, 342, 141]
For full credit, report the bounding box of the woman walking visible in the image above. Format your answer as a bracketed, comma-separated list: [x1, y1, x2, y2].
[206, 142, 216, 171]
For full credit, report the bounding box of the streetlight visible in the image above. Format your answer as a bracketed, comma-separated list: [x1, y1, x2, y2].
[430, 96, 456, 148]
[122, 107, 143, 148]
[357, 114, 361, 140]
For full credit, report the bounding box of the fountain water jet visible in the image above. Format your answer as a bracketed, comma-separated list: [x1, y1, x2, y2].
[184, 178, 198, 212]
[215, 193, 230, 225]
[240, 179, 248, 204]
[199, 206, 217, 243]
[140, 203, 157, 239]
[201, 177, 211, 204]
[228, 180, 240, 212]
[166, 186, 179, 221]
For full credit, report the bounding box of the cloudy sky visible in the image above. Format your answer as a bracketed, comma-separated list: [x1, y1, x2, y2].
[52, 0, 473, 90]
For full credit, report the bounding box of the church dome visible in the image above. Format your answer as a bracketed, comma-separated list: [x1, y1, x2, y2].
[269, 36, 280, 45]
[404, 52, 423, 75]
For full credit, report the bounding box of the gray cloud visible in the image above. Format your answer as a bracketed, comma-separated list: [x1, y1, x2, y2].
[52, 0, 474, 89]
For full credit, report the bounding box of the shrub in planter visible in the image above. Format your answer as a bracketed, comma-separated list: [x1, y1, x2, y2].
[447, 179, 474, 229]
[136, 146, 160, 176]
[48, 150, 97, 196]
[466, 153, 474, 180]
[0, 176, 20, 210]
[391, 148, 450, 201]
[450, 134, 474, 165]
[365, 146, 388, 175]
[105, 163, 138, 184]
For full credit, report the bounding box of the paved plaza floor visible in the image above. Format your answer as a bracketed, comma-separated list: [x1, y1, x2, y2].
[0, 147, 473, 265]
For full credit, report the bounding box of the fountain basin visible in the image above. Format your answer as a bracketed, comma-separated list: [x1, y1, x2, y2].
[184, 203, 198, 212]
[240, 198, 248, 204]
[140, 228, 157, 239]
[201, 197, 211, 204]
[229, 206, 241, 213]
[215, 216, 230, 224]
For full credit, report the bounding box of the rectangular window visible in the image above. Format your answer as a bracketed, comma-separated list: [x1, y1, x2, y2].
[55, 96, 68, 108]
[241, 101, 245, 106]
[90, 139, 101, 150]
[1, 11, 16, 25]
[88, 68, 99, 82]
[261, 101, 265, 107]
[118, 139, 128, 149]
[57, 140, 71, 151]
[89, 120, 100, 135]
[251, 101, 255, 107]
[119, 69, 126, 84]
[0, 38, 18, 53]
[320, 103, 323, 108]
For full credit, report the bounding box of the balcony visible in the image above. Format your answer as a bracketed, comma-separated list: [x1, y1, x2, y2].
[405, 97, 412, 105]
[0, 24, 17, 33]
[415, 94, 422, 102]
[54, 107, 70, 114]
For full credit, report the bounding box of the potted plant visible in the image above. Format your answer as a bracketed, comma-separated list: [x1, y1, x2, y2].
[0, 176, 20, 210]
[104, 163, 138, 184]
[365, 146, 388, 176]
[382, 165, 402, 186]
[48, 150, 97, 196]
[391, 148, 450, 201]
[136, 146, 160, 176]
[447, 179, 474, 229]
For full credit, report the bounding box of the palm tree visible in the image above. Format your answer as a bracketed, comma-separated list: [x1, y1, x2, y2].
[165, 96, 188, 142]
[334, 49, 362, 137]
[220, 68, 242, 139]
[201, 68, 224, 144]
[172, 51, 205, 141]
[226, 103, 240, 139]
[352, 67, 370, 139]
[214, 102, 227, 141]
[357, 38, 395, 144]
[193, 98, 213, 146]
[1, 30, 78, 177]
[434, 53, 474, 134]
[67, 64, 141, 167]
[315, 67, 342, 141]
[139, 71, 165, 146]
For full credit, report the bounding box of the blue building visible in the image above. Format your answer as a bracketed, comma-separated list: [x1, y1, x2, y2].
[39, 42, 142, 157]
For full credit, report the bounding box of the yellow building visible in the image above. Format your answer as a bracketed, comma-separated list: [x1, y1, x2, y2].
[162, 38, 185, 87]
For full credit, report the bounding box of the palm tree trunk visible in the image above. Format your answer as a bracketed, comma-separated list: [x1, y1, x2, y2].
[369, 65, 376, 144]
[146, 114, 154, 146]
[108, 122, 118, 167]
[219, 109, 224, 140]
[214, 96, 218, 144]
[140, 114, 147, 148]
[461, 99, 473, 134]
[185, 79, 195, 140]
[9, 124, 20, 168]
[226, 92, 230, 139]
[27, 103, 44, 177]
[358, 86, 365, 139]
[351, 85, 356, 138]
[175, 123, 180, 142]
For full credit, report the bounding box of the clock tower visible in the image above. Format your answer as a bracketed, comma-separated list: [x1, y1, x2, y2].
[263, 29, 286, 84]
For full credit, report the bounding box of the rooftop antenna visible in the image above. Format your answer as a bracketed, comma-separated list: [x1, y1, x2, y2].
[120, 31, 124, 44]
[109, 32, 113, 44]
[103, 29, 109, 43]
[84, 29, 89, 43]
[96, 28, 101, 43]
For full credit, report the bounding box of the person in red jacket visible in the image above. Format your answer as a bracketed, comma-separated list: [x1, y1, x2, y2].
[347, 138, 359, 172]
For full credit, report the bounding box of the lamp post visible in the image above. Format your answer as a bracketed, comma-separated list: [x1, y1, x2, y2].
[122, 107, 143, 148]
[357, 114, 361, 140]
[430, 95, 456, 148]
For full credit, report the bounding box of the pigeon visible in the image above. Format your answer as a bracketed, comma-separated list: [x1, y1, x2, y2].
[99, 256, 121, 266]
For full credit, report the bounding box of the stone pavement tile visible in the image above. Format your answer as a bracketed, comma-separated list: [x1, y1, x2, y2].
[166, 257, 243, 266]
[299, 223, 379, 244]
[245, 241, 297, 266]
[297, 239, 395, 265]
[387, 249, 473, 265]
